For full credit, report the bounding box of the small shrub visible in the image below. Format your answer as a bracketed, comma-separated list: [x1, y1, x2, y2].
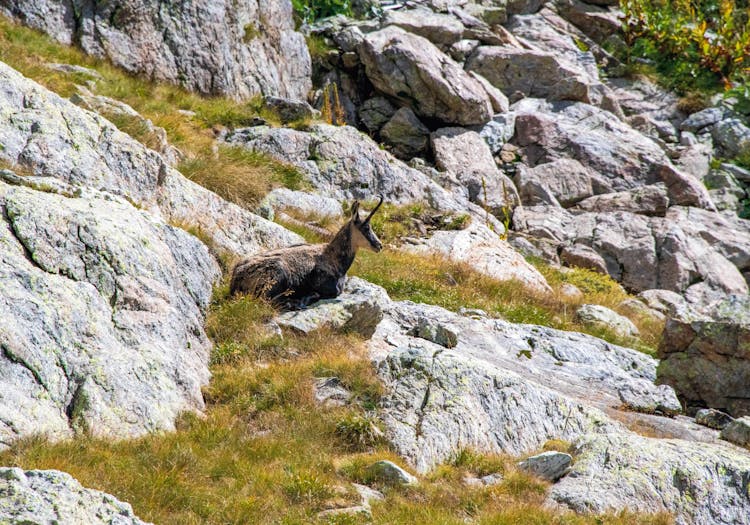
[283, 471, 334, 507]
[335, 412, 384, 451]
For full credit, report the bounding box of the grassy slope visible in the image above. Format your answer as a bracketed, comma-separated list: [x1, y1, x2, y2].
[0, 16, 672, 525]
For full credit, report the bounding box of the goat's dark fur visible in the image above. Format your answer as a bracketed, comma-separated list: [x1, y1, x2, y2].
[230, 197, 384, 308]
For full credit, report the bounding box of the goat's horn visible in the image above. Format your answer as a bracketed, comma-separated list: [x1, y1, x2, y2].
[364, 195, 384, 222]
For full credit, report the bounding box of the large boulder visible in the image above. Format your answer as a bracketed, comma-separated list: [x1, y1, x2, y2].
[658, 295, 750, 417]
[550, 432, 750, 525]
[430, 127, 519, 215]
[0, 180, 219, 443]
[512, 99, 714, 209]
[513, 158, 602, 207]
[358, 26, 492, 125]
[0, 468, 150, 524]
[382, 7, 464, 47]
[402, 221, 551, 293]
[0, 0, 312, 100]
[371, 300, 679, 472]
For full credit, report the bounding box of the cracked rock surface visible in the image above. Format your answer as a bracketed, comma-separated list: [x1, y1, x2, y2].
[0, 467, 151, 524]
[0, 0, 311, 100]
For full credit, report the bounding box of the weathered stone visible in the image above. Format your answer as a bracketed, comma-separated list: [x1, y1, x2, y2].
[658, 295, 750, 417]
[0, 468, 150, 524]
[720, 417, 750, 447]
[402, 221, 551, 293]
[358, 96, 397, 134]
[637, 289, 693, 317]
[560, 244, 608, 274]
[383, 7, 465, 46]
[380, 107, 430, 158]
[448, 38, 480, 62]
[518, 451, 572, 481]
[573, 184, 670, 216]
[550, 432, 750, 525]
[512, 100, 714, 209]
[479, 113, 516, 154]
[469, 71, 510, 113]
[358, 26, 492, 125]
[314, 377, 352, 407]
[617, 297, 666, 322]
[225, 124, 498, 226]
[46, 62, 102, 80]
[366, 460, 418, 486]
[413, 317, 460, 348]
[0, 181, 219, 443]
[556, 0, 621, 43]
[372, 300, 674, 472]
[680, 107, 725, 133]
[618, 384, 681, 415]
[514, 159, 599, 207]
[576, 304, 640, 338]
[466, 46, 602, 105]
[695, 408, 734, 430]
[0, 61, 303, 259]
[0, 0, 312, 100]
[70, 86, 183, 167]
[263, 96, 316, 124]
[431, 127, 519, 215]
[713, 118, 750, 157]
[259, 188, 343, 220]
[276, 277, 390, 337]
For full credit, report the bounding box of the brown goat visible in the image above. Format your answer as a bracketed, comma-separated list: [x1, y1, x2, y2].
[230, 197, 384, 308]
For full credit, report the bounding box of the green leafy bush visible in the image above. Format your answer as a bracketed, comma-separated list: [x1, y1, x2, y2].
[292, 0, 352, 24]
[621, 0, 750, 94]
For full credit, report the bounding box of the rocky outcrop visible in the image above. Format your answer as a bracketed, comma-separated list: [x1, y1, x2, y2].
[513, 205, 749, 305]
[0, 61, 303, 258]
[512, 99, 714, 209]
[0, 0, 312, 100]
[369, 298, 680, 472]
[224, 123, 503, 230]
[0, 468, 150, 524]
[358, 26, 493, 125]
[550, 432, 750, 525]
[0, 179, 218, 444]
[0, 61, 303, 443]
[402, 221, 551, 293]
[658, 295, 750, 417]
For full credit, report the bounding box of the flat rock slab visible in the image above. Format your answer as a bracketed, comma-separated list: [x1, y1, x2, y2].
[0, 468, 150, 524]
[276, 277, 390, 337]
[550, 432, 750, 525]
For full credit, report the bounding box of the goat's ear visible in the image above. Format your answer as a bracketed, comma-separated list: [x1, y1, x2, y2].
[350, 200, 360, 222]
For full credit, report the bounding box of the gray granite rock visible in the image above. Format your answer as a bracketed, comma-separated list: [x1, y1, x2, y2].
[0, 0, 312, 100]
[380, 107, 430, 158]
[366, 460, 418, 486]
[518, 451, 572, 481]
[550, 432, 750, 525]
[576, 304, 640, 338]
[695, 408, 734, 430]
[658, 295, 750, 417]
[383, 7, 464, 47]
[359, 26, 492, 125]
[0, 468, 150, 524]
[720, 416, 750, 447]
[276, 277, 390, 337]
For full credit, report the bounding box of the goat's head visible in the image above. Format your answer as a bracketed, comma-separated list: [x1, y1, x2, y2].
[350, 196, 384, 253]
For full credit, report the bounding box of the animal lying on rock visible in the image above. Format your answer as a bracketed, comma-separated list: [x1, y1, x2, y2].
[230, 197, 384, 308]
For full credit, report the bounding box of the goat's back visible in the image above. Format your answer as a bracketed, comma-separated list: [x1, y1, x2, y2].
[230, 243, 324, 298]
